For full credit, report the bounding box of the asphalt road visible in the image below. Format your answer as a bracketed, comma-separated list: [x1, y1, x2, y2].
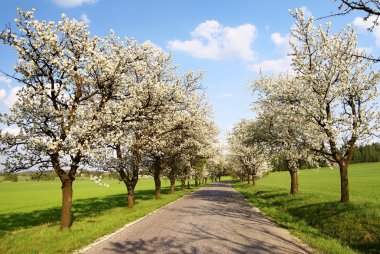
[82, 182, 312, 254]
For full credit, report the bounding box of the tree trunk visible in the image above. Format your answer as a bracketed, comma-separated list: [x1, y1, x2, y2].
[126, 182, 135, 208]
[153, 157, 162, 199]
[180, 178, 185, 191]
[128, 191, 135, 207]
[339, 161, 349, 203]
[247, 174, 250, 184]
[195, 177, 199, 187]
[252, 175, 256, 186]
[187, 180, 190, 189]
[289, 170, 299, 194]
[51, 153, 76, 230]
[61, 179, 73, 230]
[117, 144, 140, 208]
[170, 177, 175, 194]
[205, 177, 208, 184]
[219, 175, 221, 182]
[154, 173, 161, 199]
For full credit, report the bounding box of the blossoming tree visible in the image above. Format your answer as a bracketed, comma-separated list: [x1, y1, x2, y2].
[260, 9, 380, 202]
[291, 9, 380, 202]
[0, 9, 133, 229]
[250, 74, 324, 193]
[228, 119, 272, 186]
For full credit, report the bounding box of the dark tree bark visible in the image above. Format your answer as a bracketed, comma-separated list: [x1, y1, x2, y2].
[289, 170, 299, 194]
[180, 178, 185, 191]
[252, 175, 256, 186]
[247, 174, 250, 184]
[286, 160, 299, 195]
[170, 177, 175, 194]
[116, 144, 140, 208]
[125, 181, 136, 208]
[339, 160, 350, 202]
[194, 177, 199, 187]
[51, 153, 78, 230]
[187, 180, 190, 189]
[61, 177, 73, 230]
[153, 157, 162, 199]
[154, 172, 162, 199]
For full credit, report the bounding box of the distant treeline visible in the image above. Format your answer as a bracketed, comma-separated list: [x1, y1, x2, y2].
[272, 143, 380, 171]
[351, 142, 380, 163]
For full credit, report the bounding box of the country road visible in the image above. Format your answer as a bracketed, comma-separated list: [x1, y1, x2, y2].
[82, 182, 312, 254]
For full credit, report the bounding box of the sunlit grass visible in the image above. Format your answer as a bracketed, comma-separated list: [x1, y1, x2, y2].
[233, 162, 380, 254]
[0, 178, 199, 254]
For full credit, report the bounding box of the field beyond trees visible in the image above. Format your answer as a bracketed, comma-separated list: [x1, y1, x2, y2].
[0, 178, 198, 254]
[234, 162, 380, 254]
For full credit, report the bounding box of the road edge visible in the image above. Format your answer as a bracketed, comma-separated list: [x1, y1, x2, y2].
[229, 181, 315, 254]
[73, 185, 206, 254]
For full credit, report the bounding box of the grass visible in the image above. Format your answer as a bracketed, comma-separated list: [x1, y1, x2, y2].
[233, 162, 380, 254]
[0, 177, 199, 254]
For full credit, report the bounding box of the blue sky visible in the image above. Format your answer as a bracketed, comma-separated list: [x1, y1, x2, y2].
[0, 0, 378, 141]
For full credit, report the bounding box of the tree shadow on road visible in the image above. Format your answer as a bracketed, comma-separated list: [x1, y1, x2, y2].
[102, 222, 311, 254]
[99, 182, 311, 254]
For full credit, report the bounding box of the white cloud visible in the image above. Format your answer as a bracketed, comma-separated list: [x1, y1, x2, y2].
[249, 32, 292, 74]
[168, 20, 257, 61]
[53, 0, 97, 8]
[271, 32, 288, 47]
[3, 87, 21, 108]
[81, 13, 90, 24]
[248, 56, 292, 73]
[353, 16, 380, 47]
[0, 89, 6, 100]
[0, 75, 12, 86]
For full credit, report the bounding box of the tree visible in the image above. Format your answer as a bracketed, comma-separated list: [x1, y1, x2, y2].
[0, 9, 128, 229]
[288, 9, 380, 202]
[141, 71, 216, 199]
[335, 1, 380, 29]
[228, 120, 271, 186]
[323, 1, 380, 61]
[251, 74, 324, 194]
[207, 153, 228, 183]
[88, 41, 188, 207]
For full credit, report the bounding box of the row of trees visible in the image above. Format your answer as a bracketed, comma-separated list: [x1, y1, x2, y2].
[229, 8, 379, 202]
[0, 9, 221, 230]
[227, 120, 271, 185]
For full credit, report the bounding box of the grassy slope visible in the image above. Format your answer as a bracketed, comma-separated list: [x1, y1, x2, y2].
[0, 178, 198, 254]
[233, 162, 380, 254]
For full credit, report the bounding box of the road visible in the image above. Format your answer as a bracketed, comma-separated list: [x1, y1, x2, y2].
[82, 182, 312, 254]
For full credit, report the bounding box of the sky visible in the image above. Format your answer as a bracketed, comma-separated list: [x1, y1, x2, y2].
[0, 0, 378, 141]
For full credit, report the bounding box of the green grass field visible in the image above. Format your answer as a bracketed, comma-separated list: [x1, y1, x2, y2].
[0, 177, 199, 254]
[233, 162, 380, 254]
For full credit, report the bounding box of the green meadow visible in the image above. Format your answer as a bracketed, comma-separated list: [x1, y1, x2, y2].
[234, 162, 380, 254]
[0, 177, 198, 254]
